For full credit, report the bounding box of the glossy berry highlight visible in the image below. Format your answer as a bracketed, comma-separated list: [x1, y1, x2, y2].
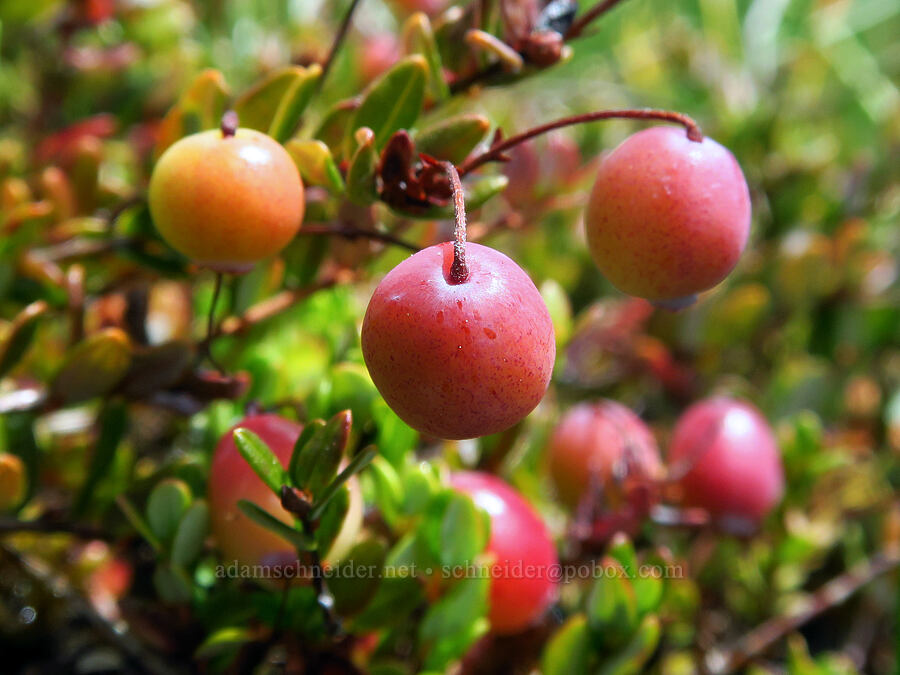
[547, 400, 663, 509]
[207, 414, 361, 570]
[361, 241, 555, 440]
[584, 126, 751, 305]
[451, 471, 559, 635]
[149, 127, 304, 273]
[668, 397, 784, 526]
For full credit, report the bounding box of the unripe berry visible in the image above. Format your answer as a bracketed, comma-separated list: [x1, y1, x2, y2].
[451, 471, 559, 635]
[547, 400, 663, 509]
[668, 397, 784, 525]
[149, 127, 304, 273]
[207, 415, 362, 570]
[585, 126, 751, 306]
[361, 242, 555, 440]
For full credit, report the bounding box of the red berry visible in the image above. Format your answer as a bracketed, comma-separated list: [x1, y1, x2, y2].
[207, 415, 362, 571]
[547, 400, 662, 509]
[668, 397, 784, 525]
[451, 471, 559, 635]
[585, 126, 751, 306]
[361, 242, 555, 440]
[149, 128, 305, 273]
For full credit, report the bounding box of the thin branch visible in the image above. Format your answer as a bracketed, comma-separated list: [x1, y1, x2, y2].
[459, 108, 703, 176]
[565, 0, 631, 41]
[214, 276, 347, 338]
[318, 0, 364, 89]
[705, 547, 900, 674]
[298, 224, 419, 252]
[199, 272, 226, 374]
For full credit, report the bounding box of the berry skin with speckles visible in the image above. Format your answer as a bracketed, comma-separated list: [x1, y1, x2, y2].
[451, 471, 559, 635]
[584, 126, 751, 306]
[668, 397, 784, 525]
[149, 128, 304, 273]
[361, 242, 555, 440]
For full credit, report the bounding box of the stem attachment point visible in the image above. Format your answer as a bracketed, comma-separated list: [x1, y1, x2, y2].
[220, 110, 239, 138]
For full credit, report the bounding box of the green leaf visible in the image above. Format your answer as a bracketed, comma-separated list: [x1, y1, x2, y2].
[608, 533, 638, 580]
[314, 481, 350, 556]
[420, 574, 490, 670]
[146, 478, 192, 542]
[153, 563, 193, 604]
[402, 12, 450, 101]
[232, 428, 289, 496]
[415, 114, 490, 164]
[51, 328, 132, 404]
[373, 399, 418, 467]
[597, 615, 661, 675]
[310, 445, 376, 520]
[346, 128, 379, 206]
[439, 492, 490, 568]
[291, 410, 352, 499]
[268, 64, 322, 142]
[328, 538, 387, 615]
[587, 559, 639, 647]
[285, 139, 345, 193]
[352, 56, 428, 151]
[288, 420, 325, 488]
[234, 65, 319, 136]
[195, 627, 254, 660]
[390, 175, 508, 219]
[236, 499, 314, 551]
[314, 98, 360, 159]
[0, 300, 47, 380]
[171, 500, 209, 568]
[74, 402, 128, 516]
[154, 69, 229, 157]
[353, 533, 427, 630]
[116, 495, 161, 552]
[542, 615, 594, 675]
[401, 461, 440, 516]
[368, 456, 403, 526]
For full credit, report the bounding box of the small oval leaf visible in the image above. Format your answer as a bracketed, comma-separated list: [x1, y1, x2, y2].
[415, 114, 491, 164]
[352, 56, 428, 151]
[285, 139, 345, 193]
[52, 328, 132, 404]
[146, 478, 192, 542]
[171, 500, 209, 568]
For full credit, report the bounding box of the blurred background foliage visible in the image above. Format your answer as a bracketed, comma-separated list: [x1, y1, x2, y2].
[0, 0, 899, 673]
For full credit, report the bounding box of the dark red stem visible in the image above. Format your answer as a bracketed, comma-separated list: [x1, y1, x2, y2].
[565, 0, 630, 41]
[458, 108, 703, 176]
[443, 162, 469, 284]
[220, 110, 239, 138]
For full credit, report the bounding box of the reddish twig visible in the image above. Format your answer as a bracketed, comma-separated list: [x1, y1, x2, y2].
[443, 161, 469, 284]
[459, 109, 703, 176]
[565, 0, 631, 41]
[705, 547, 900, 674]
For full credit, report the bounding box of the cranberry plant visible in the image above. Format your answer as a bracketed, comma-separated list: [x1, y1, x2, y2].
[1, 0, 899, 673]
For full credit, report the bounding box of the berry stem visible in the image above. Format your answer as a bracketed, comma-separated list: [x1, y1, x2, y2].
[220, 110, 239, 138]
[458, 108, 703, 176]
[201, 272, 226, 373]
[443, 161, 469, 284]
